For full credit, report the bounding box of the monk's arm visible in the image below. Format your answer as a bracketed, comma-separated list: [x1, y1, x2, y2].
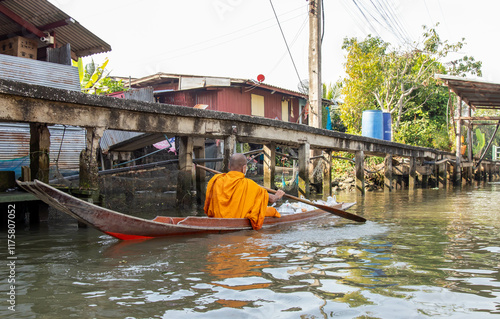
[268, 190, 285, 204]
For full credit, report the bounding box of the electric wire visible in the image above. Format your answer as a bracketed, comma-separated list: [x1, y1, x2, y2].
[350, 0, 413, 45]
[142, 5, 306, 63]
[267, 15, 308, 77]
[268, 0, 303, 86]
[321, 0, 325, 43]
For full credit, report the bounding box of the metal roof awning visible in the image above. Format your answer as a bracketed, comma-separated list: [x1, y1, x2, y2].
[436, 74, 500, 110]
[0, 0, 111, 58]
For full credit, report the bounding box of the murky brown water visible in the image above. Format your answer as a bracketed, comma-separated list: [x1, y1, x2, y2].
[1, 183, 499, 318]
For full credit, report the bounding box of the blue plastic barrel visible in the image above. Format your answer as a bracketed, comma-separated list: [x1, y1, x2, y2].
[361, 110, 383, 139]
[383, 112, 392, 141]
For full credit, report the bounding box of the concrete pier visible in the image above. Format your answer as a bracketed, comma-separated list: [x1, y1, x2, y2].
[0, 78, 499, 223]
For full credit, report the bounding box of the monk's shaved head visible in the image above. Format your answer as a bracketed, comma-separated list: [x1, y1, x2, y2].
[229, 153, 247, 172]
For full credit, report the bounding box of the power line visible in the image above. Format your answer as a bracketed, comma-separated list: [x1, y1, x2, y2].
[135, 5, 306, 64]
[268, 15, 308, 76]
[268, 0, 303, 85]
[350, 0, 413, 45]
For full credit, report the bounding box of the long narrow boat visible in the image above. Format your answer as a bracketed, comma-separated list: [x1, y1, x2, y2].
[17, 180, 356, 240]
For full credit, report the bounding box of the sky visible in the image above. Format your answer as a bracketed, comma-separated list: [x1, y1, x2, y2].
[48, 0, 500, 92]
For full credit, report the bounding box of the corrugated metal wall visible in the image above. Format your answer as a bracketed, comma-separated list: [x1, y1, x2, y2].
[100, 130, 142, 152]
[0, 54, 80, 91]
[124, 87, 154, 102]
[215, 87, 250, 114]
[0, 123, 85, 176]
[196, 90, 217, 110]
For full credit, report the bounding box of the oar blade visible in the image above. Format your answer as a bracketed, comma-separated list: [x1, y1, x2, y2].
[313, 202, 366, 223]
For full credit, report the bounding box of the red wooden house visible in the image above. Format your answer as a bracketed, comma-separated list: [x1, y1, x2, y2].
[126, 73, 309, 124]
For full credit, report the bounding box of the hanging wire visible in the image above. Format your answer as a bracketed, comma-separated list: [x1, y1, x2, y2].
[268, 0, 303, 85]
[55, 125, 67, 166]
[321, 0, 325, 43]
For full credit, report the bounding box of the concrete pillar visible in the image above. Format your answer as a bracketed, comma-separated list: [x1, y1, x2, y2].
[263, 142, 276, 189]
[79, 127, 104, 190]
[488, 163, 493, 182]
[177, 136, 194, 208]
[409, 156, 417, 190]
[355, 150, 365, 195]
[298, 142, 310, 198]
[322, 150, 332, 200]
[193, 138, 206, 206]
[384, 153, 393, 193]
[223, 135, 236, 172]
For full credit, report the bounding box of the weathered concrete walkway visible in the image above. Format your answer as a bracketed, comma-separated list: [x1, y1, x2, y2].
[0, 78, 498, 208]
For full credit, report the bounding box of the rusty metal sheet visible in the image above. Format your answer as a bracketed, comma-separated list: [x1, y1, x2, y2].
[0, 123, 85, 171]
[0, 54, 80, 91]
[0, 0, 111, 57]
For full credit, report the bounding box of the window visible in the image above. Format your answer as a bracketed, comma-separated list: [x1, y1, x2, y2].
[251, 94, 264, 117]
[281, 100, 289, 122]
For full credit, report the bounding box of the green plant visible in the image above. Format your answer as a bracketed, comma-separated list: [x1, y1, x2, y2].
[473, 128, 486, 156]
[72, 57, 126, 95]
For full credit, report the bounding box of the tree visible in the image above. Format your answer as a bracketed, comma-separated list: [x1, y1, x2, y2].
[339, 25, 482, 142]
[322, 82, 346, 132]
[340, 35, 386, 134]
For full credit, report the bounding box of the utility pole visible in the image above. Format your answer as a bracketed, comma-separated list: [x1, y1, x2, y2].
[307, 0, 323, 190]
[308, 0, 322, 128]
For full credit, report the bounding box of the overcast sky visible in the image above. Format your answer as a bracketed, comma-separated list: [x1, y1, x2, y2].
[48, 0, 500, 91]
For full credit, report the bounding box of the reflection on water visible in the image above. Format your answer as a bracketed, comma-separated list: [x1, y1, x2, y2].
[1, 184, 499, 318]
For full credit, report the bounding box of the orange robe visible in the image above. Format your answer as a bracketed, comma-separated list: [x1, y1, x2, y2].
[204, 171, 280, 230]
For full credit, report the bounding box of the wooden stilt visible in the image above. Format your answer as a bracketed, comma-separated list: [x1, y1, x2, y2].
[298, 142, 310, 198]
[322, 150, 332, 201]
[455, 97, 463, 187]
[384, 154, 393, 193]
[29, 123, 51, 223]
[355, 150, 365, 195]
[409, 156, 417, 190]
[30, 123, 50, 183]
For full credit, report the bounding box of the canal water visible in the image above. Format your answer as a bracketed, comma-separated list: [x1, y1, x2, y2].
[1, 183, 499, 318]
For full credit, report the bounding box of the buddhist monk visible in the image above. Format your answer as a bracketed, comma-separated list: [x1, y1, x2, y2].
[204, 153, 285, 230]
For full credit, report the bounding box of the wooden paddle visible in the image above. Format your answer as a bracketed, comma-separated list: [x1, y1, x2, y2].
[195, 164, 366, 223]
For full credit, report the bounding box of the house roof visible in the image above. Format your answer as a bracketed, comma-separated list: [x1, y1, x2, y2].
[0, 0, 111, 58]
[129, 72, 310, 99]
[436, 74, 500, 110]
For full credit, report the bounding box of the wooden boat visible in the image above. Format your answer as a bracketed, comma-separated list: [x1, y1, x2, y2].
[17, 180, 356, 240]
